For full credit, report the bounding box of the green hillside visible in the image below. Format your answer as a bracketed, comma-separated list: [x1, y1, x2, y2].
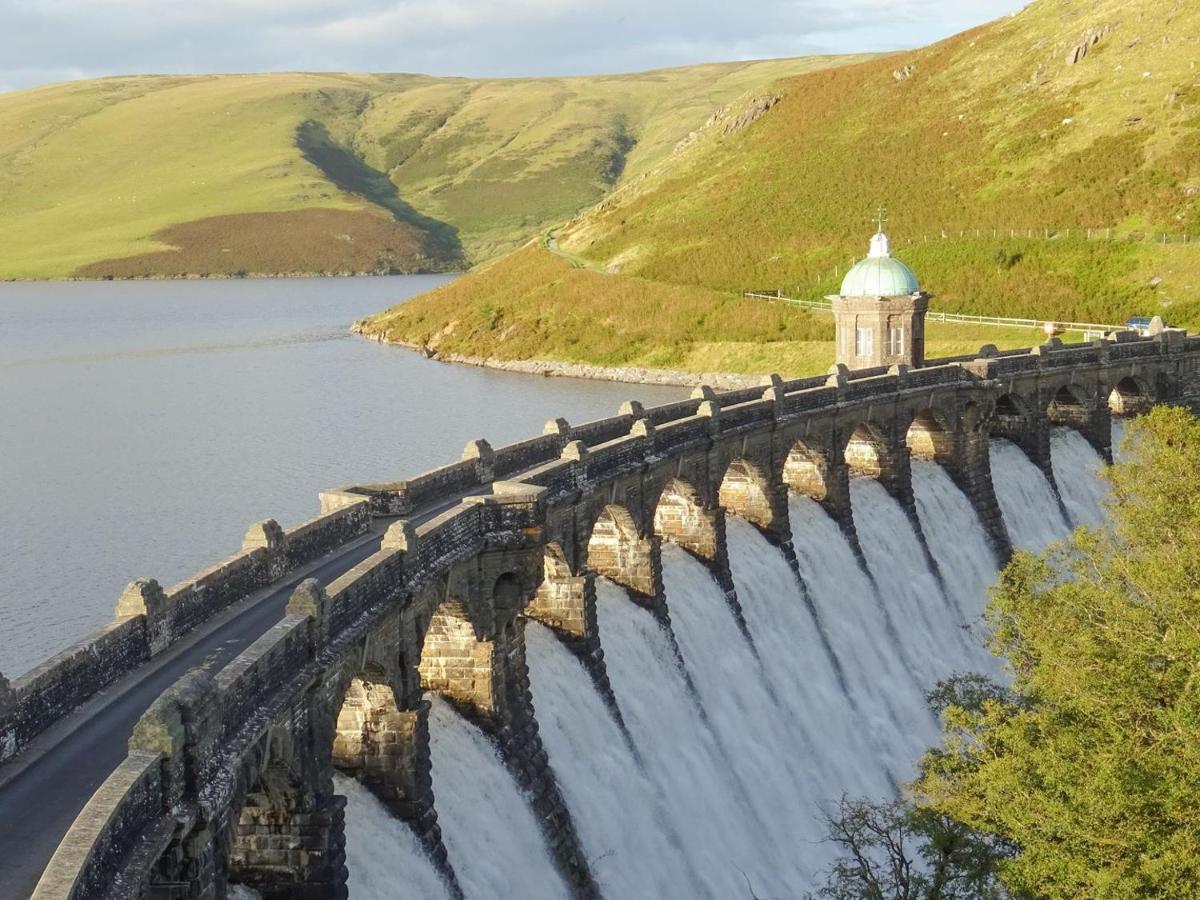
[367, 0, 1200, 377]
[0, 58, 865, 279]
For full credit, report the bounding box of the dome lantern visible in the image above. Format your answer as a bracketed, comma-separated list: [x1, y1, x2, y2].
[829, 208, 930, 370]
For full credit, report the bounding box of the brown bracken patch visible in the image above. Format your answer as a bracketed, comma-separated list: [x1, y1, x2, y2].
[75, 207, 460, 279]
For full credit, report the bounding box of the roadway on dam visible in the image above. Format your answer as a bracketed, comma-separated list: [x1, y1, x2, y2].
[0, 526, 388, 900]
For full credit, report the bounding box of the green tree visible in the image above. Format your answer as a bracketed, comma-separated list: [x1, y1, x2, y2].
[915, 406, 1200, 898]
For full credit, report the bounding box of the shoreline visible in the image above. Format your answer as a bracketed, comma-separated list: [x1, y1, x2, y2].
[1, 268, 464, 285]
[351, 323, 765, 390]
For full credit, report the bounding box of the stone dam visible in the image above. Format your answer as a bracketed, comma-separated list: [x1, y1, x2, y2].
[8, 329, 1200, 899]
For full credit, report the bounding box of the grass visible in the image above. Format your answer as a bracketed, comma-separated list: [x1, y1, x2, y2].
[556, 0, 1200, 329]
[360, 243, 1074, 377]
[0, 57, 866, 279]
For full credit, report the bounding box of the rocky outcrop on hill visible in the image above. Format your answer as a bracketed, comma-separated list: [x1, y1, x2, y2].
[1066, 24, 1113, 65]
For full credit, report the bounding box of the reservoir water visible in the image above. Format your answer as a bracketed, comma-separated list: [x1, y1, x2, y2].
[0, 276, 684, 676]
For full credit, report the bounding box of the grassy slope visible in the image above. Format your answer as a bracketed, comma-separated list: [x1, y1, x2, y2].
[363, 241, 1061, 375]
[561, 0, 1200, 323]
[369, 0, 1199, 377]
[0, 57, 864, 279]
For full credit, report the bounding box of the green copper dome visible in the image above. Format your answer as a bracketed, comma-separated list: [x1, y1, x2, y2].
[840, 230, 920, 297]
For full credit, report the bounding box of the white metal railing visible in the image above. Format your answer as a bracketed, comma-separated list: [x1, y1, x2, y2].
[743, 292, 1123, 336]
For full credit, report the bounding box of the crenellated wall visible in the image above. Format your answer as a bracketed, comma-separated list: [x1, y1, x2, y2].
[27, 328, 1200, 900]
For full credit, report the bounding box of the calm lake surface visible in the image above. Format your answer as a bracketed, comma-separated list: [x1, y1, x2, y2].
[0, 276, 684, 677]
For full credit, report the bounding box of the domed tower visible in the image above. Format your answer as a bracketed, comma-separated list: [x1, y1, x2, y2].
[830, 213, 929, 370]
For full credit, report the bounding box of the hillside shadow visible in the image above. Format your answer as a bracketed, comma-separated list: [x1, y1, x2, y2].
[296, 120, 464, 263]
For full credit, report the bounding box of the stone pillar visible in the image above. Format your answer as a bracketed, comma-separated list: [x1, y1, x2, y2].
[333, 690, 462, 897]
[817, 460, 864, 559]
[1082, 402, 1114, 463]
[939, 430, 1011, 563]
[526, 565, 626, 734]
[228, 789, 347, 900]
[241, 519, 288, 579]
[131, 670, 224, 899]
[476, 620, 601, 900]
[115, 578, 171, 656]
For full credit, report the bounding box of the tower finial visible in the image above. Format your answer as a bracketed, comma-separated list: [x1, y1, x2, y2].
[875, 204, 887, 234]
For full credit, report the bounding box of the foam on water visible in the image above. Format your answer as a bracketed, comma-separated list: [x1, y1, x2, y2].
[593, 577, 769, 897]
[337, 774, 451, 900]
[523, 620, 700, 899]
[1050, 427, 1108, 527]
[910, 461, 1003, 675]
[427, 696, 569, 900]
[989, 438, 1073, 551]
[1111, 418, 1129, 462]
[851, 479, 978, 690]
[659, 544, 820, 891]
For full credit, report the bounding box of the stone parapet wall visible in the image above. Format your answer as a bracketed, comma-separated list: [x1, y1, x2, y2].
[30, 751, 166, 900]
[0, 502, 370, 770]
[0, 617, 147, 765]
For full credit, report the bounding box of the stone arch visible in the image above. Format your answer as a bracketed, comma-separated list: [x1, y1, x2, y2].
[226, 716, 343, 899]
[905, 408, 954, 463]
[492, 572, 523, 612]
[653, 477, 719, 560]
[418, 601, 499, 718]
[783, 439, 828, 501]
[992, 391, 1030, 428]
[717, 458, 775, 529]
[588, 503, 658, 601]
[528, 542, 589, 638]
[332, 666, 407, 778]
[1046, 382, 1092, 429]
[843, 422, 890, 478]
[1109, 375, 1153, 416]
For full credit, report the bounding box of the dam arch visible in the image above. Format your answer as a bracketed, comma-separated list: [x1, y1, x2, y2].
[717, 458, 776, 532]
[842, 422, 891, 480]
[1109, 375, 1154, 416]
[782, 439, 828, 501]
[905, 408, 954, 464]
[653, 478, 718, 562]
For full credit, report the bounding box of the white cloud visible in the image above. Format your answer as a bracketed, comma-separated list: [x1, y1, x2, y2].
[0, 0, 1027, 91]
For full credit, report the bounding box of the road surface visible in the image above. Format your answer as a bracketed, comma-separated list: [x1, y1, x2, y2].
[0, 526, 387, 899]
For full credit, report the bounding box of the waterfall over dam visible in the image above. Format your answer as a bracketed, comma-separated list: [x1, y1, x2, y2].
[341, 427, 1108, 898]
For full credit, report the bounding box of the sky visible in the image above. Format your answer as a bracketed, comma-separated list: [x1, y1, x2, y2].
[1, 0, 1027, 94]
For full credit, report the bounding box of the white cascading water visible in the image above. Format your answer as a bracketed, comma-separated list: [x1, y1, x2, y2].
[988, 438, 1073, 551]
[337, 774, 452, 900]
[590, 577, 774, 897]
[786, 495, 935, 777]
[340, 423, 1119, 899]
[1111, 418, 1128, 462]
[425, 696, 570, 900]
[851, 479, 990, 690]
[522, 621, 704, 899]
[1050, 427, 1108, 527]
[909, 460, 1005, 678]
